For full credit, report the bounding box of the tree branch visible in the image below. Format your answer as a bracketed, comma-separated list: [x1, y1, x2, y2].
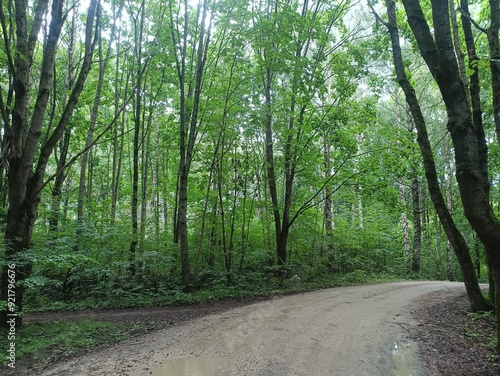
[457, 7, 487, 33]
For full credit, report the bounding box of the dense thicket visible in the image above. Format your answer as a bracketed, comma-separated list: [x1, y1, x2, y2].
[0, 0, 498, 339]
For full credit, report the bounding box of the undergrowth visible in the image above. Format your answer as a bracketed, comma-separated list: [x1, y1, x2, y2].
[464, 310, 499, 364]
[25, 270, 402, 311]
[0, 319, 129, 370]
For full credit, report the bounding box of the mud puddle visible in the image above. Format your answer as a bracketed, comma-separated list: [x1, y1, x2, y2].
[148, 357, 228, 376]
[392, 340, 419, 376]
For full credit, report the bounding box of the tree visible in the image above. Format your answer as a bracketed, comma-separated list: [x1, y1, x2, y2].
[397, 0, 500, 349]
[369, 0, 489, 313]
[252, 0, 358, 266]
[169, 0, 213, 286]
[48, 3, 77, 237]
[76, 0, 123, 246]
[0, 0, 99, 327]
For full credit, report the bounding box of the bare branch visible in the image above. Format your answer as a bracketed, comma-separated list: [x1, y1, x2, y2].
[367, 0, 389, 28]
[458, 7, 487, 33]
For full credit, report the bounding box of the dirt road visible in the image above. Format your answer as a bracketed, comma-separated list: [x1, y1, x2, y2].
[34, 281, 464, 376]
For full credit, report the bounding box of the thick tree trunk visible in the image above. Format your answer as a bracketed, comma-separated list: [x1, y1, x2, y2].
[0, 0, 98, 328]
[449, 0, 470, 103]
[460, 1, 490, 197]
[376, 0, 489, 313]
[401, 0, 500, 349]
[1, 180, 38, 326]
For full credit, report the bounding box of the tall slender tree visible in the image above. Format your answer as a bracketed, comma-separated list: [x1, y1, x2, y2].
[169, 0, 213, 286]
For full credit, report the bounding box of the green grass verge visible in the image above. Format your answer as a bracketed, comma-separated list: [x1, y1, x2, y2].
[0, 319, 129, 368]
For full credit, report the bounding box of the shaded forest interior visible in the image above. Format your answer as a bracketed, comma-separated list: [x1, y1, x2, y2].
[0, 0, 499, 350]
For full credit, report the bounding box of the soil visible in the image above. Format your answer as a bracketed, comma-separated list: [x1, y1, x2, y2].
[8, 281, 500, 375]
[411, 287, 499, 376]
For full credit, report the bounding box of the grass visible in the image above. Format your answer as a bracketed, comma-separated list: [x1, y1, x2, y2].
[0, 319, 129, 369]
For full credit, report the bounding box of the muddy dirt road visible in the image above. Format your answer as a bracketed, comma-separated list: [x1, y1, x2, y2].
[35, 281, 464, 376]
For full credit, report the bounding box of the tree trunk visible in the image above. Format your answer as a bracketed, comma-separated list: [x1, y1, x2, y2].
[149, 120, 160, 245]
[169, 0, 211, 287]
[239, 151, 254, 273]
[461, 0, 496, 303]
[111, 35, 128, 225]
[0, 0, 98, 328]
[402, 0, 500, 349]
[449, 0, 470, 103]
[263, 66, 282, 261]
[435, 214, 443, 279]
[399, 179, 412, 272]
[48, 129, 70, 235]
[483, 0, 500, 144]
[411, 178, 421, 273]
[217, 149, 229, 274]
[129, 0, 146, 275]
[140, 126, 151, 252]
[460, 1, 489, 197]
[323, 133, 334, 265]
[376, 0, 489, 313]
[197, 154, 216, 275]
[76, 17, 101, 244]
[445, 134, 455, 281]
[49, 5, 76, 236]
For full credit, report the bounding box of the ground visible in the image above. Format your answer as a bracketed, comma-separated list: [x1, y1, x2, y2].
[411, 287, 499, 376]
[14, 283, 500, 375]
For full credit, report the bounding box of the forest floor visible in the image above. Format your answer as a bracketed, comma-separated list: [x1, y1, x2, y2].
[410, 286, 499, 376]
[12, 281, 500, 375]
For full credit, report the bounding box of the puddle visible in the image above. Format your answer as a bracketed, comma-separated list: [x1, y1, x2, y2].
[149, 357, 228, 376]
[391, 340, 419, 376]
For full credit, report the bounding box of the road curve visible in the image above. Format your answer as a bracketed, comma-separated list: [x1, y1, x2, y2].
[35, 281, 464, 376]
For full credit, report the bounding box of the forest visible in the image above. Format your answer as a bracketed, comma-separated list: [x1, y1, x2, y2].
[0, 0, 500, 364]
